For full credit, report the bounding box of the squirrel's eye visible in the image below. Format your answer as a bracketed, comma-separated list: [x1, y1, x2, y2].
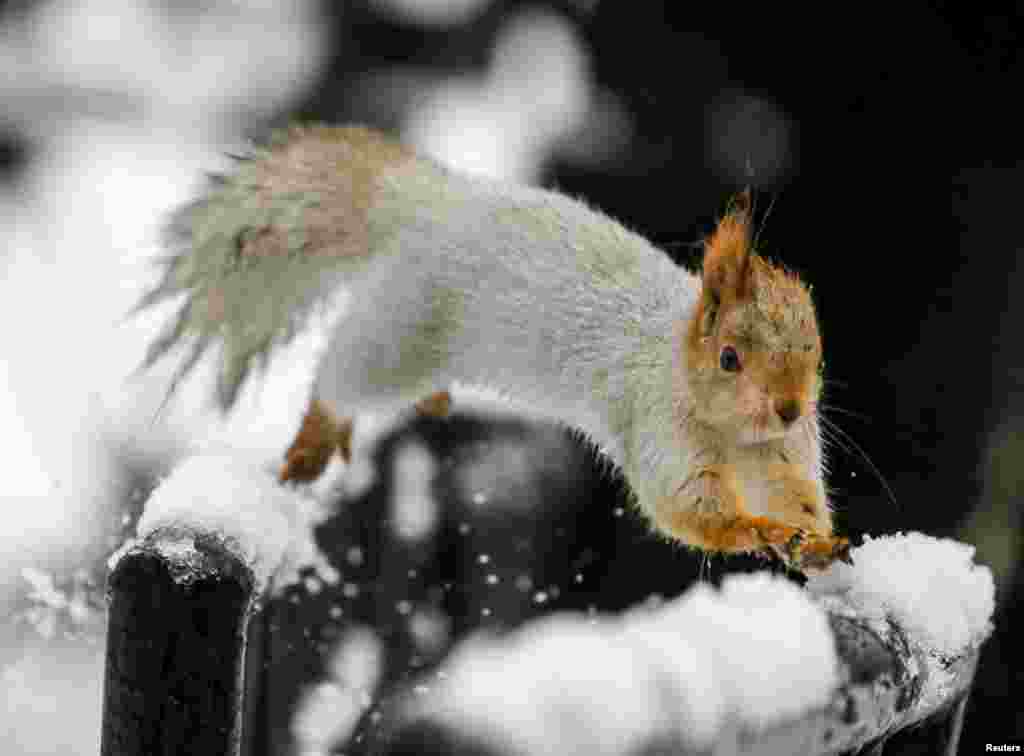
[720, 345, 741, 372]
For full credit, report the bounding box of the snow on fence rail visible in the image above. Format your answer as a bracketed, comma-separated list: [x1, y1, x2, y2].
[99, 453, 995, 756]
[391, 534, 992, 755]
[100, 453, 326, 756]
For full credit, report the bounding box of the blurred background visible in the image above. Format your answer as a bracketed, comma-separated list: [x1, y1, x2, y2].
[0, 1, 1020, 753]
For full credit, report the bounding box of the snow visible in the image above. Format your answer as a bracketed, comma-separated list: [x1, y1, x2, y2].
[401, 7, 614, 184]
[390, 442, 439, 541]
[409, 534, 996, 754]
[409, 606, 451, 658]
[1, 641, 104, 755]
[0, 125, 214, 569]
[419, 573, 839, 753]
[0, 0, 326, 130]
[807, 531, 995, 656]
[430, 618, 672, 756]
[16, 567, 102, 641]
[122, 451, 332, 594]
[0, 0, 329, 584]
[337, 412, 395, 499]
[454, 422, 578, 513]
[369, 0, 494, 28]
[647, 573, 839, 729]
[291, 625, 383, 755]
[19, 568, 68, 615]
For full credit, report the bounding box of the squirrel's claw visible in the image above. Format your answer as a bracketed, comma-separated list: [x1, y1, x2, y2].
[761, 529, 805, 569]
[792, 535, 853, 573]
[833, 538, 854, 565]
[756, 527, 852, 574]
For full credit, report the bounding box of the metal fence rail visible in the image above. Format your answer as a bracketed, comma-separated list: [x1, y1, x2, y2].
[101, 527, 257, 756]
[99, 522, 985, 756]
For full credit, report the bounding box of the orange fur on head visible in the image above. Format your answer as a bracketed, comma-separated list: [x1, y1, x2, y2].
[691, 192, 819, 355]
[683, 192, 822, 441]
[700, 191, 756, 308]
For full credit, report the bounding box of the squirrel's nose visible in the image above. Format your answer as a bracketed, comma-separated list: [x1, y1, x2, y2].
[776, 399, 801, 426]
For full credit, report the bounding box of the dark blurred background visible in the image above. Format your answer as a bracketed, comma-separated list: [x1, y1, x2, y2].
[0, 1, 1020, 754]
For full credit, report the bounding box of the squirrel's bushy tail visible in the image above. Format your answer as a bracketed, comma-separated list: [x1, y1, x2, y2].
[137, 125, 404, 408]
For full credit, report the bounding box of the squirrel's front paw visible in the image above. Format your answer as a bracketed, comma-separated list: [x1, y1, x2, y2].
[762, 529, 853, 573]
[653, 465, 852, 573]
[747, 462, 849, 571]
[656, 466, 765, 554]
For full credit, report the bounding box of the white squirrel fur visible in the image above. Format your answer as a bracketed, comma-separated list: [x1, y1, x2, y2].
[144, 125, 831, 555]
[321, 156, 702, 518]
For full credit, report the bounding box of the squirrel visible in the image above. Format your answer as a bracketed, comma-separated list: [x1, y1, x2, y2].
[140, 124, 850, 572]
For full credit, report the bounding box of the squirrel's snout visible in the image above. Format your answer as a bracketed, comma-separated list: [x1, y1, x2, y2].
[776, 399, 801, 426]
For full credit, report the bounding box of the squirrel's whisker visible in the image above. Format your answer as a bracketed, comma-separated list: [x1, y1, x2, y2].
[819, 415, 899, 514]
[816, 402, 873, 424]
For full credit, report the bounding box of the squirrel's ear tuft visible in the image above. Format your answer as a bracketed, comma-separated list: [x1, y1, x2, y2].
[701, 192, 755, 303]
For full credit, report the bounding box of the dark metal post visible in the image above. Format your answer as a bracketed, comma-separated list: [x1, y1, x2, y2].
[100, 528, 257, 756]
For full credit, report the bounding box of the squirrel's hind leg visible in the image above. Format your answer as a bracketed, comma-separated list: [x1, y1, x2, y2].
[279, 398, 353, 483]
[414, 390, 452, 418]
[278, 391, 453, 483]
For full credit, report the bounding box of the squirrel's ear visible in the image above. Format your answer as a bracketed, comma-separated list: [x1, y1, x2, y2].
[701, 191, 755, 304]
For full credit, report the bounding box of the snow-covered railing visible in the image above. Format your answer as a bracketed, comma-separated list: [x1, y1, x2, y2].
[388, 534, 993, 756]
[100, 453, 324, 756]
[99, 453, 995, 756]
